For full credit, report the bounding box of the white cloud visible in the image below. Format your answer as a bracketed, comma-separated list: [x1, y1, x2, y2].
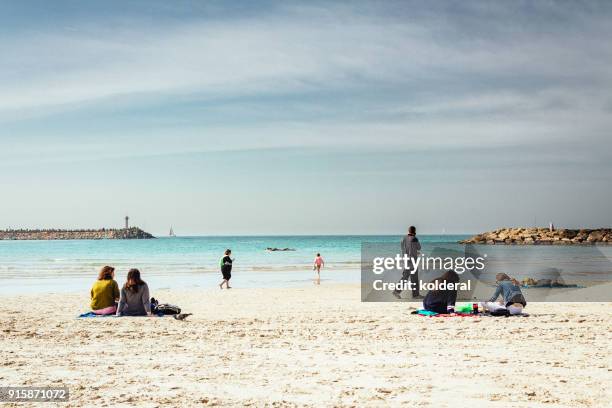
[0, 3, 611, 163]
[2, 4, 611, 113]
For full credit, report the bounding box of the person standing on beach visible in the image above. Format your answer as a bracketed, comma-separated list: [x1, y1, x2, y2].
[393, 226, 422, 299]
[313, 253, 324, 285]
[219, 249, 233, 289]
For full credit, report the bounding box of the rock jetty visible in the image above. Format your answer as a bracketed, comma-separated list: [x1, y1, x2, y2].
[0, 227, 155, 240]
[460, 228, 612, 245]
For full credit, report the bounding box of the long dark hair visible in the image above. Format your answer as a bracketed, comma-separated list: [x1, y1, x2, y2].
[124, 268, 146, 292]
[98, 265, 115, 280]
[431, 270, 460, 286]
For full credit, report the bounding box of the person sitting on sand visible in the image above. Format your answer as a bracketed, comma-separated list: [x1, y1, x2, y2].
[219, 249, 233, 289]
[116, 268, 151, 316]
[313, 253, 324, 285]
[90, 265, 120, 315]
[423, 270, 459, 314]
[481, 273, 526, 315]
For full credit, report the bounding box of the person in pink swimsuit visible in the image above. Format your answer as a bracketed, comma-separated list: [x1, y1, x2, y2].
[313, 253, 324, 285]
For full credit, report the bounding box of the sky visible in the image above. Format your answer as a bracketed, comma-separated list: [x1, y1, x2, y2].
[0, 0, 611, 235]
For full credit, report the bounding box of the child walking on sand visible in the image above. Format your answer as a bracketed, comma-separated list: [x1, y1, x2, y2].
[219, 249, 233, 289]
[313, 253, 324, 285]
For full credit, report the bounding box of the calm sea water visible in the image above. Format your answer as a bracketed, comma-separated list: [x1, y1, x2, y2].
[0, 235, 610, 294]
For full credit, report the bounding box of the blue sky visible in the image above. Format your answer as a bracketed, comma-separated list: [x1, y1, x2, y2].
[1, 1, 611, 235]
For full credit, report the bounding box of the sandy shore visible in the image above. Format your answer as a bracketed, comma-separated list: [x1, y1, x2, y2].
[1, 284, 610, 407]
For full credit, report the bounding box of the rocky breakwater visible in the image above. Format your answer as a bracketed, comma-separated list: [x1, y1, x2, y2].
[460, 228, 612, 245]
[0, 227, 155, 240]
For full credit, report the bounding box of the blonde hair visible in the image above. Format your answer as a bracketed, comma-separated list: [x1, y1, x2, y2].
[496, 273, 520, 286]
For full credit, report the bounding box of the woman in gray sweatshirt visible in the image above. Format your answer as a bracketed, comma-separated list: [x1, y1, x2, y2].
[116, 268, 151, 316]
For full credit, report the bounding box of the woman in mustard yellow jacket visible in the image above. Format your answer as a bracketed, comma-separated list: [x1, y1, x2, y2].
[90, 265, 120, 315]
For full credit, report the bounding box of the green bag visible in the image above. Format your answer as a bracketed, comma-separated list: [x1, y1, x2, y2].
[455, 304, 473, 313]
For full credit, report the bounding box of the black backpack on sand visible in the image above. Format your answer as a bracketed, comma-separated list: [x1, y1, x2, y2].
[150, 297, 181, 315]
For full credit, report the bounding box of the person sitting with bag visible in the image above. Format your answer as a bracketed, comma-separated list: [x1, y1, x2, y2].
[116, 268, 152, 317]
[423, 270, 460, 314]
[481, 273, 527, 316]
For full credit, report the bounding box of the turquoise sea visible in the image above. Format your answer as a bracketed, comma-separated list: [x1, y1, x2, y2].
[0, 235, 459, 293]
[0, 235, 610, 294]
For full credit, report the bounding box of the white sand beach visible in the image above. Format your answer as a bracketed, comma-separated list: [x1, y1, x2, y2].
[1, 284, 610, 407]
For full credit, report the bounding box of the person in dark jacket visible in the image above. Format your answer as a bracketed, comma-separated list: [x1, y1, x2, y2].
[219, 249, 234, 289]
[423, 270, 459, 314]
[393, 225, 422, 299]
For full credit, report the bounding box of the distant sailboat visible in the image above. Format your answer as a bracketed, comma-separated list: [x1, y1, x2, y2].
[169, 226, 176, 237]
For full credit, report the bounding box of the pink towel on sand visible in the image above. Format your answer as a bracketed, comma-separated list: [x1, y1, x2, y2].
[93, 305, 117, 315]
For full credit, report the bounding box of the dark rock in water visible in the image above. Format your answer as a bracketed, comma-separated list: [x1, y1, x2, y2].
[0, 227, 155, 240]
[266, 247, 296, 251]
